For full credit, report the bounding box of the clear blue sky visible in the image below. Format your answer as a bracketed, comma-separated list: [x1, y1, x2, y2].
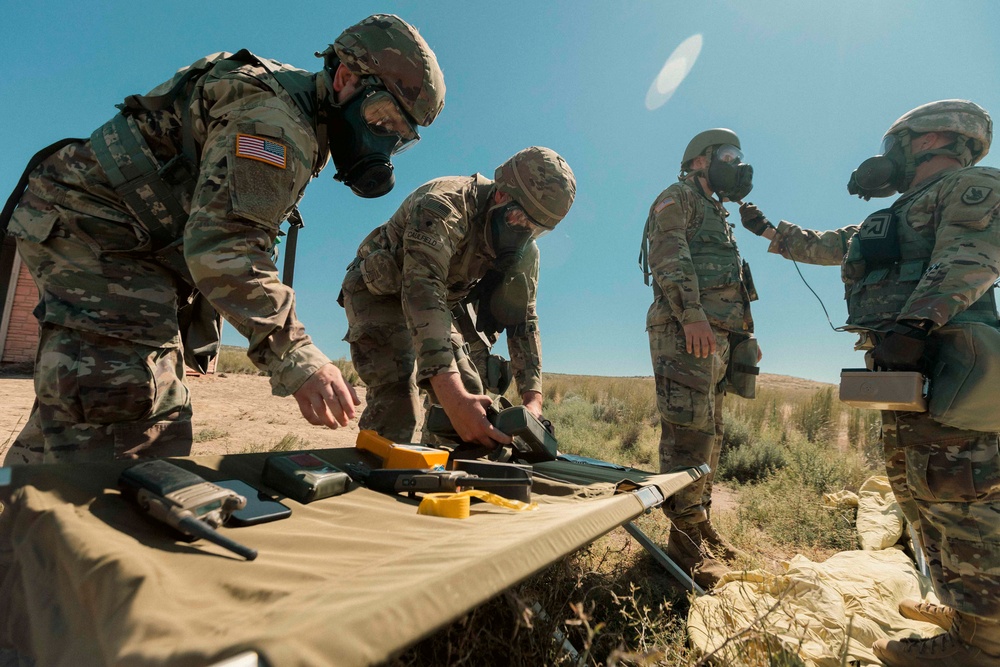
[5, 1, 1000, 383]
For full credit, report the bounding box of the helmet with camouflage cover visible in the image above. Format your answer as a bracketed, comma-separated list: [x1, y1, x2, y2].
[321, 14, 445, 127]
[884, 99, 992, 163]
[682, 128, 741, 170]
[494, 147, 576, 229]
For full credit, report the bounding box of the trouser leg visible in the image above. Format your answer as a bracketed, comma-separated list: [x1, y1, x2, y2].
[7, 324, 191, 464]
[892, 412, 1000, 623]
[343, 268, 420, 443]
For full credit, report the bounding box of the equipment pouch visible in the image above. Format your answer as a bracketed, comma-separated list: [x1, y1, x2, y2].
[177, 290, 222, 374]
[740, 259, 759, 302]
[928, 321, 1000, 432]
[725, 333, 760, 399]
[485, 354, 513, 395]
[857, 208, 901, 264]
[359, 249, 402, 296]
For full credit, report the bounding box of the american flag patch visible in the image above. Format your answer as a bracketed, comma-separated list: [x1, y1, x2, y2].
[236, 134, 287, 168]
[654, 197, 675, 213]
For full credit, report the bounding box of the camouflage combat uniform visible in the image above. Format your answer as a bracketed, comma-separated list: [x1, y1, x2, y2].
[642, 179, 754, 526]
[342, 175, 542, 442]
[3, 52, 332, 464]
[768, 165, 1000, 629]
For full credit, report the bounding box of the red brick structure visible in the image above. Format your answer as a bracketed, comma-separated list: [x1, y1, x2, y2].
[1, 235, 217, 373]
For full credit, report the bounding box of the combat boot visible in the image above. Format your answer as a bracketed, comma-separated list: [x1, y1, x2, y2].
[898, 599, 957, 631]
[665, 523, 731, 590]
[872, 613, 1000, 666]
[699, 519, 749, 563]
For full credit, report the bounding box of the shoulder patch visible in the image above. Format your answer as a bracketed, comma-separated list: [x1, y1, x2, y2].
[654, 197, 675, 213]
[405, 228, 441, 249]
[236, 134, 287, 169]
[961, 185, 993, 205]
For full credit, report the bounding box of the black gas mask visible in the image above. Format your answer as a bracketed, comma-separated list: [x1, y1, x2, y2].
[325, 81, 420, 198]
[847, 133, 913, 201]
[707, 144, 754, 201]
[489, 202, 543, 269]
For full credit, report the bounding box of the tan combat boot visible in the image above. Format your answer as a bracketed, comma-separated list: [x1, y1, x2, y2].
[665, 523, 731, 590]
[898, 599, 957, 631]
[872, 613, 1000, 666]
[699, 519, 749, 563]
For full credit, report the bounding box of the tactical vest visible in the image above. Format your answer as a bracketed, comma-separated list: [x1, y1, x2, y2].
[89, 50, 317, 255]
[842, 171, 998, 331]
[645, 184, 753, 331]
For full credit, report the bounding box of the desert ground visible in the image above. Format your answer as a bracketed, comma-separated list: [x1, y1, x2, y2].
[0, 371, 365, 459]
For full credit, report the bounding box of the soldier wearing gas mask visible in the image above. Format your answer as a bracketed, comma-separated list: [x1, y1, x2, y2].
[740, 100, 1000, 666]
[639, 129, 760, 589]
[1, 14, 445, 466]
[341, 147, 575, 448]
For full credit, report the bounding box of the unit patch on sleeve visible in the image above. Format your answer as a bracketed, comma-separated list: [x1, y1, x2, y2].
[236, 134, 288, 169]
[961, 186, 992, 205]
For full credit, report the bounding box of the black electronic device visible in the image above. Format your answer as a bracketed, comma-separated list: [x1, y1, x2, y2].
[215, 479, 292, 526]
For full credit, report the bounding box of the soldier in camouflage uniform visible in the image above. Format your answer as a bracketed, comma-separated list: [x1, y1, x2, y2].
[341, 147, 574, 447]
[740, 100, 1000, 666]
[1, 14, 445, 465]
[639, 129, 759, 589]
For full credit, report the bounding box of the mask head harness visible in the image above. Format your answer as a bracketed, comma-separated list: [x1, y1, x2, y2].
[848, 99, 993, 200]
[489, 146, 576, 261]
[488, 199, 547, 269]
[679, 128, 754, 201]
[315, 14, 446, 198]
[318, 50, 421, 198]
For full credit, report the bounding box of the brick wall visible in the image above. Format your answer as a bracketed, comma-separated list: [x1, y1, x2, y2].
[2, 262, 39, 363]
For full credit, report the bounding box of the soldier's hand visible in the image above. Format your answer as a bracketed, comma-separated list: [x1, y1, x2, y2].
[872, 323, 929, 372]
[293, 363, 361, 429]
[430, 373, 512, 448]
[683, 321, 717, 358]
[522, 391, 544, 421]
[739, 202, 773, 236]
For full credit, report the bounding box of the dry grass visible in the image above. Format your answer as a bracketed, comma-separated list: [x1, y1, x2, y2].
[389, 372, 883, 666]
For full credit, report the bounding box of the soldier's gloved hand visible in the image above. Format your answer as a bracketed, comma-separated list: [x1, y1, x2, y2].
[739, 202, 774, 236]
[872, 322, 930, 372]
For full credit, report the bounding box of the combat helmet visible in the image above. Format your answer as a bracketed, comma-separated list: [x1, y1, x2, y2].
[885, 99, 992, 163]
[321, 14, 446, 126]
[494, 147, 576, 229]
[682, 128, 741, 170]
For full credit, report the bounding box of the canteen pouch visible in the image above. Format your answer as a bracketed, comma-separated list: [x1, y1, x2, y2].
[928, 321, 1000, 432]
[726, 333, 760, 399]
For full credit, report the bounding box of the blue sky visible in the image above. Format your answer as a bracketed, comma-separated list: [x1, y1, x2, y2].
[5, 1, 1000, 383]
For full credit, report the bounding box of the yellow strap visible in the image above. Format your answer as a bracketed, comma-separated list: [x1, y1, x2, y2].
[417, 490, 538, 520]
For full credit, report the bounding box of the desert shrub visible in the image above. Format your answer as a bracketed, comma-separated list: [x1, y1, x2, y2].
[737, 469, 859, 552]
[790, 387, 837, 443]
[216, 345, 265, 375]
[718, 435, 789, 484]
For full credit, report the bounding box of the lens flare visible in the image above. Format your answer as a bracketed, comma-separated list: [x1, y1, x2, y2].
[645, 34, 703, 110]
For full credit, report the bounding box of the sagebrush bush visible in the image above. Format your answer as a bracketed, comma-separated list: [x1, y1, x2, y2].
[718, 435, 789, 484]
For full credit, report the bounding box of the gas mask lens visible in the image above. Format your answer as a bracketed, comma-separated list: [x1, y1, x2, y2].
[879, 134, 898, 156]
[504, 203, 549, 239]
[714, 144, 744, 164]
[360, 91, 420, 154]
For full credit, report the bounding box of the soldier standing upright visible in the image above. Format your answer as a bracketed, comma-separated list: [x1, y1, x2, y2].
[341, 147, 575, 447]
[1, 14, 445, 465]
[740, 100, 1000, 666]
[639, 129, 760, 589]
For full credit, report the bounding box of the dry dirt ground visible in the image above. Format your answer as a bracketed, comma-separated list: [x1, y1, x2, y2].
[0, 371, 367, 459]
